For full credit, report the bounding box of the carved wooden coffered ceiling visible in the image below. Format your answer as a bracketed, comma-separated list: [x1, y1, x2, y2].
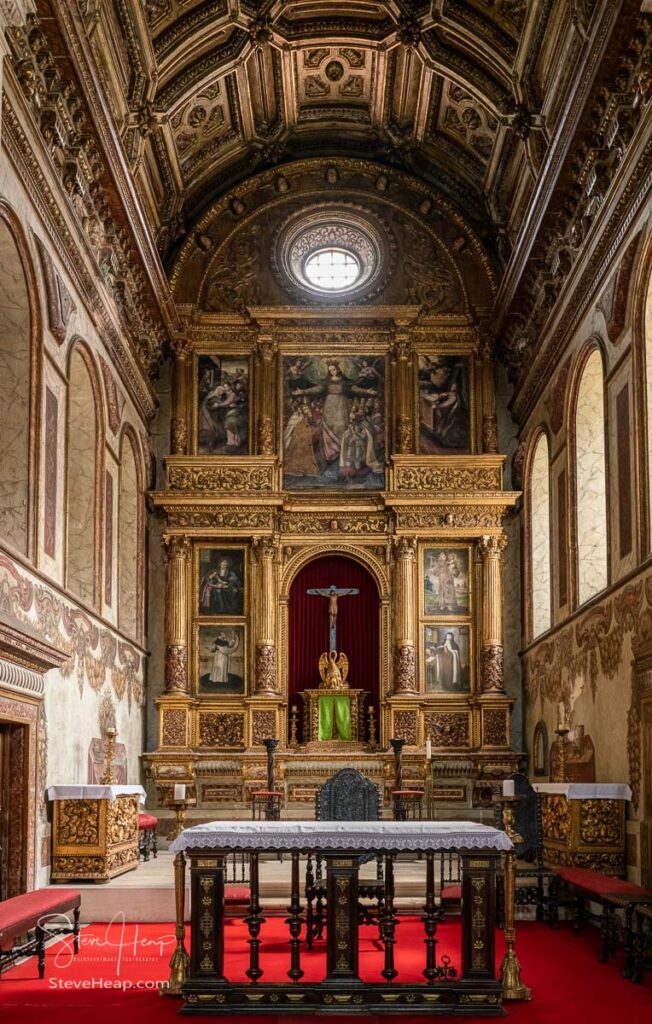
[3, 0, 647, 419]
[78, 0, 568, 256]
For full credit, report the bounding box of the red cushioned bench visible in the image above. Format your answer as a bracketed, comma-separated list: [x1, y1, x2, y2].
[138, 813, 158, 862]
[551, 866, 651, 954]
[0, 888, 80, 979]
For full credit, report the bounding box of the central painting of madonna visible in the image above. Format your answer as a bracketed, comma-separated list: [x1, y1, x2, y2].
[282, 355, 386, 491]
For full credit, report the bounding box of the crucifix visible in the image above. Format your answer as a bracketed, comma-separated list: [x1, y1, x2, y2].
[307, 584, 359, 651]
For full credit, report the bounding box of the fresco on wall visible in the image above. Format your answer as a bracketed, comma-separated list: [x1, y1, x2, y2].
[283, 355, 385, 490]
[418, 355, 471, 454]
[197, 355, 249, 455]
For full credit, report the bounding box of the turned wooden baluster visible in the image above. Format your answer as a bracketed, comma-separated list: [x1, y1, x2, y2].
[244, 851, 265, 982]
[381, 854, 398, 983]
[422, 851, 439, 983]
[286, 851, 304, 982]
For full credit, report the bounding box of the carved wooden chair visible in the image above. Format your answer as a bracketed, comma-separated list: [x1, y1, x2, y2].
[305, 768, 384, 947]
[494, 772, 555, 925]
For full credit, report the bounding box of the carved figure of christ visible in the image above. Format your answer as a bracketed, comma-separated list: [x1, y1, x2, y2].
[306, 584, 360, 651]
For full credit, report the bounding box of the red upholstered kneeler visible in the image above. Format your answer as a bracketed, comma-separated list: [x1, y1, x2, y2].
[551, 864, 652, 959]
[138, 813, 158, 862]
[0, 888, 80, 979]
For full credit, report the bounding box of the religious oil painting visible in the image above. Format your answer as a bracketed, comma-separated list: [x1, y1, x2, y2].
[198, 625, 245, 695]
[198, 547, 245, 616]
[197, 354, 249, 455]
[423, 626, 470, 693]
[418, 354, 471, 454]
[282, 355, 385, 490]
[423, 547, 470, 616]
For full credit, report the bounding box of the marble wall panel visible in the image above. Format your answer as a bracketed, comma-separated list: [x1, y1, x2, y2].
[575, 349, 608, 605]
[66, 348, 98, 606]
[0, 218, 30, 555]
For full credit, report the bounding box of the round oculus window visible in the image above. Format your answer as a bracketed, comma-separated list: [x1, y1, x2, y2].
[273, 205, 394, 302]
[303, 248, 361, 291]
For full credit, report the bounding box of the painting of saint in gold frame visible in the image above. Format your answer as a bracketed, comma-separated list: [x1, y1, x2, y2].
[418, 355, 471, 454]
[423, 547, 470, 617]
[197, 625, 245, 695]
[197, 354, 250, 455]
[282, 355, 385, 490]
[423, 626, 471, 693]
[198, 547, 245, 616]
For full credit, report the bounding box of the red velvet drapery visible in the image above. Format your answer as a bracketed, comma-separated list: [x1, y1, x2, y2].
[288, 555, 380, 740]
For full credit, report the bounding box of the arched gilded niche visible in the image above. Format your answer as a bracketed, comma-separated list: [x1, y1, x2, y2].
[0, 204, 40, 558]
[169, 158, 496, 313]
[118, 427, 143, 639]
[66, 342, 103, 608]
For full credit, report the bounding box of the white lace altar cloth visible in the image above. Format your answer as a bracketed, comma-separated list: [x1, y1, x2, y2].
[170, 819, 512, 854]
[533, 783, 631, 801]
[47, 785, 146, 805]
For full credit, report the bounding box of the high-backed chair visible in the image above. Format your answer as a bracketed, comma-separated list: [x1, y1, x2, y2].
[305, 768, 383, 947]
[494, 772, 554, 924]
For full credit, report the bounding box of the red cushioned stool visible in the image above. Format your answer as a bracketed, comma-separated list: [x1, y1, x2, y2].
[551, 865, 651, 944]
[0, 888, 80, 979]
[138, 812, 158, 862]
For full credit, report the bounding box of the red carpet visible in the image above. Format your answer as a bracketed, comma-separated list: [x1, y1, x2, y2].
[1, 917, 651, 1022]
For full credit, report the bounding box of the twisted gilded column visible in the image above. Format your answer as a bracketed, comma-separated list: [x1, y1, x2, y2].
[170, 336, 190, 455]
[254, 538, 278, 693]
[392, 332, 413, 454]
[479, 534, 507, 692]
[256, 333, 276, 456]
[480, 339, 498, 454]
[393, 537, 417, 693]
[164, 536, 190, 693]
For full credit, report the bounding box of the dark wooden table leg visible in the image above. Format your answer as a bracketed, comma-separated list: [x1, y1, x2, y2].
[461, 852, 497, 981]
[187, 850, 227, 986]
[382, 853, 398, 983]
[244, 851, 264, 983]
[422, 851, 439, 984]
[325, 854, 361, 985]
[286, 851, 304, 982]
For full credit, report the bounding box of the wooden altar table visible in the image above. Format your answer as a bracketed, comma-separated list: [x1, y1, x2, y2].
[170, 819, 512, 1015]
[533, 783, 631, 874]
[47, 785, 146, 883]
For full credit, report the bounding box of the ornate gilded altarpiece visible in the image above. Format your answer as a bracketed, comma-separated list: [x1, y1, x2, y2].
[144, 160, 520, 817]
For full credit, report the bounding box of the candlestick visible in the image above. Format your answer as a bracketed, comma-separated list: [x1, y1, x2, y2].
[100, 727, 116, 785]
[367, 706, 377, 751]
[289, 706, 299, 749]
[554, 726, 570, 783]
[493, 794, 531, 1001]
[162, 851, 190, 996]
[168, 798, 187, 841]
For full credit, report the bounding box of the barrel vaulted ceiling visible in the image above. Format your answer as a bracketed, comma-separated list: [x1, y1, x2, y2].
[85, 0, 569, 257]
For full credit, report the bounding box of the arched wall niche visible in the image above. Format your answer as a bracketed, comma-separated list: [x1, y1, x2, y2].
[633, 228, 652, 554]
[65, 339, 105, 609]
[0, 201, 41, 560]
[570, 341, 609, 608]
[527, 428, 552, 641]
[118, 424, 144, 641]
[169, 158, 497, 315]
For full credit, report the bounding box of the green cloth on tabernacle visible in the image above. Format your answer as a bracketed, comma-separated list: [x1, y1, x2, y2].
[318, 693, 352, 741]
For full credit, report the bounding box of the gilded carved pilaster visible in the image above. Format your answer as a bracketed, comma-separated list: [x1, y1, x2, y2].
[253, 537, 278, 693]
[393, 537, 417, 693]
[256, 333, 276, 456]
[170, 336, 190, 456]
[480, 339, 498, 454]
[479, 534, 507, 692]
[164, 536, 190, 694]
[392, 332, 413, 454]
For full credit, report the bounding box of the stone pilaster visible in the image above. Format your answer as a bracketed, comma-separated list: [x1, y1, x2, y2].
[479, 533, 507, 692]
[393, 537, 417, 693]
[163, 536, 190, 694]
